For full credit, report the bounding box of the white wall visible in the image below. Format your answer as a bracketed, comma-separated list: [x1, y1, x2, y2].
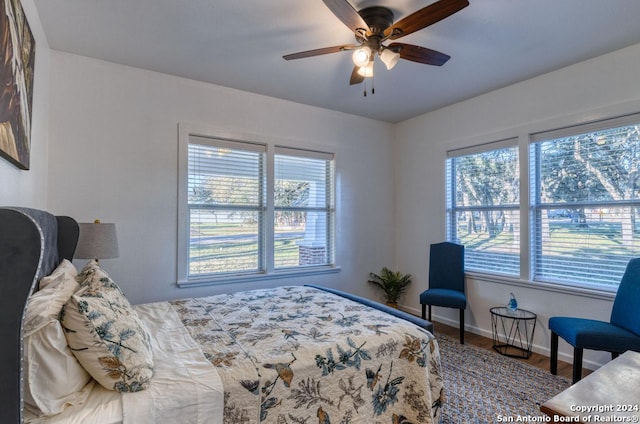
[0, 0, 50, 208]
[46, 51, 396, 305]
[394, 42, 640, 370]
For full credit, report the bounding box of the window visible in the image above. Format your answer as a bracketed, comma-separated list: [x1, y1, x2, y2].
[187, 137, 266, 277]
[446, 140, 520, 275]
[530, 115, 640, 288]
[445, 113, 640, 290]
[179, 129, 335, 284]
[274, 147, 335, 269]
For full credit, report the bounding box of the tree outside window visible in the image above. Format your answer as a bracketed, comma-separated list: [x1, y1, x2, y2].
[532, 122, 640, 287]
[446, 142, 520, 275]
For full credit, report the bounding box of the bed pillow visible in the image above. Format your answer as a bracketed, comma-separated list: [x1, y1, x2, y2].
[76, 260, 127, 296]
[37, 257, 77, 290]
[62, 262, 154, 392]
[24, 260, 93, 417]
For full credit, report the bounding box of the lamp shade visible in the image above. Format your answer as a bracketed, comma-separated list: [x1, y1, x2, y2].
[352, 46, 372, 67]
[357, 62, 374, 77]
[380, 48, 400, 70]
[75, 221, 119, 260]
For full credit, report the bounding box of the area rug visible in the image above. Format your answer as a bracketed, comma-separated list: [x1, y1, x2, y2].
[436, 334, 571, 423]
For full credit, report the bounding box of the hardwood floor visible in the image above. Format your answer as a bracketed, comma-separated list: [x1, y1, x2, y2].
[431, 321, 590, 381]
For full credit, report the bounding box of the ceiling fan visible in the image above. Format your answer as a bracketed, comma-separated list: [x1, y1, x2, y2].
[283, 0, 469, 85]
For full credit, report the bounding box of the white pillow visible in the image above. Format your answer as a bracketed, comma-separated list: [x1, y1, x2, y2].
[62, 262, 154, 392]
[38, 258, 77, 290]
[24, 260, 93, 417]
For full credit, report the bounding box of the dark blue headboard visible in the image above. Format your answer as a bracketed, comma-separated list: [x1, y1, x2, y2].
[0, 208, 79, 424]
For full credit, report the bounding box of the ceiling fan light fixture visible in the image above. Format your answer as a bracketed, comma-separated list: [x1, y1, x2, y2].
[380, 48, 400, 70]
[283, 0, 469, 88]
[352, 46, 372, 67]
[357, 62, 374, 77]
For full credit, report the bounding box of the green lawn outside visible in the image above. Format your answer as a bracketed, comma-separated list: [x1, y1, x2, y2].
[457, 219, 639, 284]
[458, 220, 639, 255]
[189, 222, 304, 274]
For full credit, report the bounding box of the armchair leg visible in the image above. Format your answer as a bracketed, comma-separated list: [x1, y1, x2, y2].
[572, 347, 584, 384]
[421, 304, 426, 320]
[459, 308, 465, 344]
[428, 305, 432, 322]
[550, 332, 558, 375]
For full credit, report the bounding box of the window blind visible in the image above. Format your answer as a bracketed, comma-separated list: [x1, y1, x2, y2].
[446, 142, 520, 275]
[187, 137, 266, 276]
[274, 149, 335, 269]
[530, 117, 640, 287]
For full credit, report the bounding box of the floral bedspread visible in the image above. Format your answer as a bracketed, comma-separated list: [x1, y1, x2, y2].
[169, 286, 443, 424]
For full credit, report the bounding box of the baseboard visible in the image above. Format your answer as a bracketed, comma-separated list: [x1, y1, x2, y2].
[400, 304, 604, 371]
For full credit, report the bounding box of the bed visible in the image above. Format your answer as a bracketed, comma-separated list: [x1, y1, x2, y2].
[0, 207, 443, 424]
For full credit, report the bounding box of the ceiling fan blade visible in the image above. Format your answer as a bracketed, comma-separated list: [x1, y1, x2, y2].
[349, 66, 364, 85]
[283, 44, 357, 60]
[384, 0, 469, 40]
[389, 43, 450, 66]
[322, 0, 369, 33]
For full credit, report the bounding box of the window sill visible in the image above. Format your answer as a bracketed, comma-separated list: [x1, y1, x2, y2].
[177, 266, 342, 288]
[466, 271, 617, 301]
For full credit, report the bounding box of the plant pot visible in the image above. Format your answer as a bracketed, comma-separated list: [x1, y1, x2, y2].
[386, 301, 398, 309]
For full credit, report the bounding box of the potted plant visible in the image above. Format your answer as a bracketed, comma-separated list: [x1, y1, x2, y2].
[368, 267, 412, 308]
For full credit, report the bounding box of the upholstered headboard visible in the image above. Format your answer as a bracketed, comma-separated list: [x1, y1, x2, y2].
[0, 207, 79, 424]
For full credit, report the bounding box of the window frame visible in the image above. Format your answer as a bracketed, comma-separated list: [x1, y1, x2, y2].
[177, 124, 339, 287]
[446, 138, 521, 277]
[186, 136, 267, 277]
[528, 112, 640, 291]
[273, 146, 335, 270]
[444, 112, 640, 293]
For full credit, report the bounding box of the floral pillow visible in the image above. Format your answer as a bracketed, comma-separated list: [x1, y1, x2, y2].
[76, 260, 132, 304]
[62, 262, 154, 392]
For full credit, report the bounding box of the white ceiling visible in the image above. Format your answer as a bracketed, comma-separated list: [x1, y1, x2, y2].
[33, 0, 640, 123]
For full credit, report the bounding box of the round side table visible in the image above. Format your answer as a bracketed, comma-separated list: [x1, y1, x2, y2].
[490, 306, 537, 359]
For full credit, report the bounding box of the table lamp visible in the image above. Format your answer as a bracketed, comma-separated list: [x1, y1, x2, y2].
[74, 219, 119, 262]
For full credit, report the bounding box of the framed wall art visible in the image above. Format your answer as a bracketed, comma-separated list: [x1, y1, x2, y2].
[0, 0, 35, 170]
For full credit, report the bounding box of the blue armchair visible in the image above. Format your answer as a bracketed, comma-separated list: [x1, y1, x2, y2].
[549, 258, 640, 383]
[420, 242, 466, 343]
